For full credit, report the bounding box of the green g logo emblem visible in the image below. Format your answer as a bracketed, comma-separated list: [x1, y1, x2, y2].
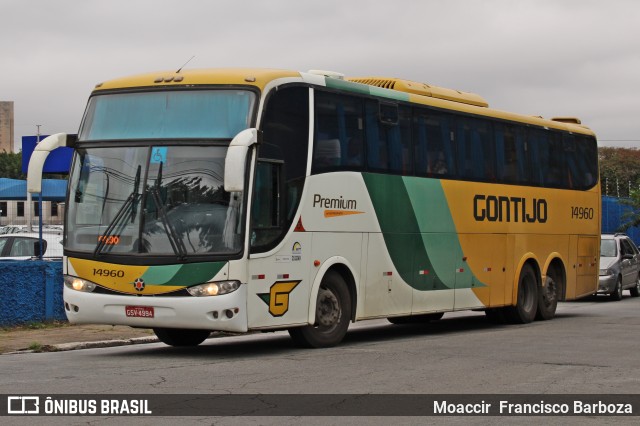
[258, 280, 301, 317]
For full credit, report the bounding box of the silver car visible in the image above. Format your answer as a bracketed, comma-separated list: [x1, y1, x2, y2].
[598, 233, 640, 300]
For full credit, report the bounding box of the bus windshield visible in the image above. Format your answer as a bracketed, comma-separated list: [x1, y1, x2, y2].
[79, 90, 256, 140]
[65, 145, 244, 258]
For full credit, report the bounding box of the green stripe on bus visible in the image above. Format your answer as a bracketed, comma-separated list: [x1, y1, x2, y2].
[141, 261, 226, 286]
[325, 78, 410, 102]
[369, 86, 409, 101]
[325, 78, 372, 95]
[363, 173, 484, 291]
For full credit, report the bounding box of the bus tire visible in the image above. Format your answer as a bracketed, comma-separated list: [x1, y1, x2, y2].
[504, 264, 538, 324]
[153, 328, 210, 347]
[288, 270, 351, 348]
[388, 312, 444, 324]
[536, 275, 558, 321]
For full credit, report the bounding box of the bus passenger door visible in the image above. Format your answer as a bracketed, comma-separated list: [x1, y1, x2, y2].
[246, 158, 313, 329]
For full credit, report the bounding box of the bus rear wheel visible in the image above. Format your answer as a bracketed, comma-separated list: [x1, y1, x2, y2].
[504, 264, 538, 324]
[288, 270, 351, 348]
[536, 274, 558, 321]
[153, 328, 211, 347]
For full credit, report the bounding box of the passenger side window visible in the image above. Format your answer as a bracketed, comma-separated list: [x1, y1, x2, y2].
[313, 91, 364, 173]
[495, 123, 528, 183]
[412, 109, 455, 177]
[364, 101, 412, 174]
[621, 239, 637, 257]
[455, 116, 493, 181]
[566, 134, 598, 189]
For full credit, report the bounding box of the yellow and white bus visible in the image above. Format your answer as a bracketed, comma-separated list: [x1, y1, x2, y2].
[55, 68, 600, 348]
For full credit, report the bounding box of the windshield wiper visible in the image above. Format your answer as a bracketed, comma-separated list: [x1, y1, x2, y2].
[150, 187, 187, 260]
[94, 165, 141, 256]
[148, 160, 188, 259]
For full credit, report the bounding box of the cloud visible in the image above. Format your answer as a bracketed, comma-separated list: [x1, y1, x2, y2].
[2, 0, 639, 149]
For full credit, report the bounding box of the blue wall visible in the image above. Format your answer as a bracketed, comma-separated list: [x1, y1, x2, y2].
[0, 261, 65, 325]
[602, 196, 640, 246]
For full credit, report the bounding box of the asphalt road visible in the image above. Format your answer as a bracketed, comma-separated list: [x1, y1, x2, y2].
[2, 294, 639, 425]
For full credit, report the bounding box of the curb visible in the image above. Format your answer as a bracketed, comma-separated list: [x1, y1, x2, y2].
[4, 336, 159, 355]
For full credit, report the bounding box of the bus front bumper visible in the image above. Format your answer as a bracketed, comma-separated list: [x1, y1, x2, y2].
[63, 284, 248, 333]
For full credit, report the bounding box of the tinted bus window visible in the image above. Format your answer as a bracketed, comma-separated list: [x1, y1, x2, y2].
[365, 101, 412, 174]
[252, 86, 309, 252]
[313, 91, 365, 173]
[413, 108, 455, 178]
[455, 116, 494, 181]
[495, 123, 528, 184]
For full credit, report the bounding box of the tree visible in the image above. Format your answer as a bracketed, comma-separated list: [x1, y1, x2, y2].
[0, 151, 25, 179]
[599, 147, 640, 197]
[618, 190, 640, 232]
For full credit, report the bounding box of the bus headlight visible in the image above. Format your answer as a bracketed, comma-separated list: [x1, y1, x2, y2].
[64, 275, 97, 292]
[187, 280, 241, 297]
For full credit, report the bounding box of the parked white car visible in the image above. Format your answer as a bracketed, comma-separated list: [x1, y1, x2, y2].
[599, 233, 640, 300]
[0, 232, 64, 260]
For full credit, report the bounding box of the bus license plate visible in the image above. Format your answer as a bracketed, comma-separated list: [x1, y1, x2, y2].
[125, 306, 154, 318]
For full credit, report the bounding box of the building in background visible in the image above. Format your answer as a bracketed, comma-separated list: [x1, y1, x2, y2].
[0, 101, 15, 153]
[0, 178, 67, 227]
[0, 200, 64, 227]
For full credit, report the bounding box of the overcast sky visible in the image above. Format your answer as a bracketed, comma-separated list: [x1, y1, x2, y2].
[2, 0, 639, 151]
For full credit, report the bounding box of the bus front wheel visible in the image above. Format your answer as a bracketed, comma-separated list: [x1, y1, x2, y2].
[288, 270, 351, 348]
[504, 264, 538, 324]
[153, 328, 211, 347]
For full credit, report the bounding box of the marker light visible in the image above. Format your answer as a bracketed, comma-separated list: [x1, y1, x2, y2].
[63, 275, 97, 292]
[187, 280, 241, 297]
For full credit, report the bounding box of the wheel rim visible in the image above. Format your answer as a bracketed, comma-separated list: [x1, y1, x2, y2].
[316, 287, 341, 331]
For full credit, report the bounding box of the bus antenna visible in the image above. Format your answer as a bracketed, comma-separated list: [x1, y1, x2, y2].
[176, 56, 195, 74]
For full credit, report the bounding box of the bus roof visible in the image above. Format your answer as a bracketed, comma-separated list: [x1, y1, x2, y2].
[92, 67, 595, 137]
[92, 68, 300, 92]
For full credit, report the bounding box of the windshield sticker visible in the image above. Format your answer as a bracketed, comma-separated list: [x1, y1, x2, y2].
[150, 147, 168, 164]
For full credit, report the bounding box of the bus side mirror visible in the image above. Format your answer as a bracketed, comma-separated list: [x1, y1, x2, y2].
[224, 128, 261, 192]
[27, 133, 77, 194]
